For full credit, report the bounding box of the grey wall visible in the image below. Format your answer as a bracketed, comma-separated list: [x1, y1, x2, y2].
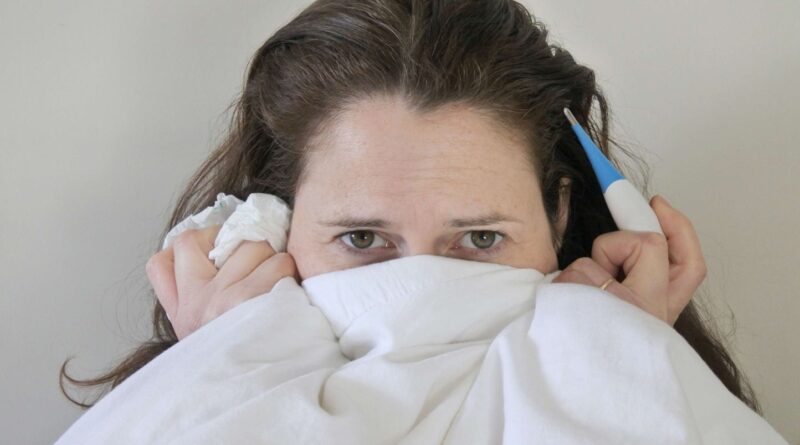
[1, 1, 797, 443]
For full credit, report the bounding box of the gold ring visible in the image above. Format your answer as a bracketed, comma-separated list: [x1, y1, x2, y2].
[599, 277, 614, 291]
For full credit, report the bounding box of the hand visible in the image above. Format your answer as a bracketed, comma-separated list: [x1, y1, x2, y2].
[145, 225, 299, 340]
[552, 195, 707, 325]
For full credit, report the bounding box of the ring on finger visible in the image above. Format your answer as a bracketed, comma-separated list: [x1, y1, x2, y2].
[599, 277, 614, 291]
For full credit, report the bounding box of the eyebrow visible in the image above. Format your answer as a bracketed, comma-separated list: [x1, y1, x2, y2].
[318, 212, 523, 229]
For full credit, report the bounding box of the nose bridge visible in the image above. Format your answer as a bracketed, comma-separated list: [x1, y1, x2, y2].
[404, 244, 439, 257]
[397, 230, 449, 257]
[393, 199, 450, 256]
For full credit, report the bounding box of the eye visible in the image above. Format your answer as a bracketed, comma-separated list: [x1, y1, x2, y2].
[336, 230, 506, 256]
[457, 230, 505, 255]
[338, 230, 392, 254]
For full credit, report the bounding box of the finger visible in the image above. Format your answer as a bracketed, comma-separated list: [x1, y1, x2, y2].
[651, 196, 705, 268]
[145, 247, 178, 317]
[650, 196, 707, 323]
[550, 267, 594, 286]
[243, 252, 297, 292]
[214, 240, 276, 289]
[173, 225, 222, 295]
[565, 257, 615, 287]
[554, 257, 642, 309]
[216, 253, 298, 315]
[591, 230, 670, 312]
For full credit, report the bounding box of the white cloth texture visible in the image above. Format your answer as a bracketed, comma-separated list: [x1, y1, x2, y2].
[160, 192, 292, 268]
[55, 254, 788, 444]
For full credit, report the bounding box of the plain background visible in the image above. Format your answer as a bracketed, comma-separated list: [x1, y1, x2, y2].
[1, 0, 797, 443]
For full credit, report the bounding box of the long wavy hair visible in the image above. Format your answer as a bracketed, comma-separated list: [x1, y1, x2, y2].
[60, 0, 761, 413]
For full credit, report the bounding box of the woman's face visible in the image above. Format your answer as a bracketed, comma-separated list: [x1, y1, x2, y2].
[286, 94, 566, 282]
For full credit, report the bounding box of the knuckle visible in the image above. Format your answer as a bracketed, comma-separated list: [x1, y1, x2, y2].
[173, 229, 198, 249]
[556, 269, 582, 283]
[250, 240, 277, 258]
[572, 256, 595, 269]
[642, 232, 668, 248]
[590, 232, 616, 253]
[145, 255, 160, 277]
[557, 269, 575, 280]
[693, 261, 708, 280]
[271, 253, 297, 275]
[593, 232, 614, 245]
[145, 251, 168, 278]
[258, 240, 277, 254]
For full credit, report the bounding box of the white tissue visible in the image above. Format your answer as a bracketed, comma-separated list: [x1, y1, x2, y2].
[208, 194, 292, 268]
[161, 192, 292, 269]
[161, 193, 244, 250]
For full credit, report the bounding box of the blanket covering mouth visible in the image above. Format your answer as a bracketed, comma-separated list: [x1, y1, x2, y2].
[55, 254, 789, 444]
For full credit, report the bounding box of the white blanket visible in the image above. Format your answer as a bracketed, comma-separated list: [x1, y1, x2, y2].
[55, 255, 789, 444]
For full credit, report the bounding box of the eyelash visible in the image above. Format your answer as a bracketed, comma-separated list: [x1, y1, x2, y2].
[335, 230, 507, 257]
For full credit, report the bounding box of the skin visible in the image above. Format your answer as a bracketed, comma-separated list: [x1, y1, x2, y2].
[286, 94, 566, 280]
[146, 94, 707, 339]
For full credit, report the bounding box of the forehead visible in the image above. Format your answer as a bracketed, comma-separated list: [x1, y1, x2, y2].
[298, 95, 540, 211]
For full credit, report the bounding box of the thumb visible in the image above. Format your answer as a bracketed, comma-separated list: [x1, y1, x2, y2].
[174, 225, 222, 292]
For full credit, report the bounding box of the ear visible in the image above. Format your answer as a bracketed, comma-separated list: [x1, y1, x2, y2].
[554, 177, 571, 249]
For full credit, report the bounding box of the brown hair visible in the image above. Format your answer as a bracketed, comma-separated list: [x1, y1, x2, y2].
[60, 0, 760, 413]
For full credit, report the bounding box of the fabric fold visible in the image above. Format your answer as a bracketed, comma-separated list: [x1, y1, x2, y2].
[55, 255, 789, 445]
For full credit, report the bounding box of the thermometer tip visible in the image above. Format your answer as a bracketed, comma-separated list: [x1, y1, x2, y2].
[563, 108, 578, 126]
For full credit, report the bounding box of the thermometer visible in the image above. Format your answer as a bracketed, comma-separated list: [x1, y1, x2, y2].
[564, 108, 663, 235]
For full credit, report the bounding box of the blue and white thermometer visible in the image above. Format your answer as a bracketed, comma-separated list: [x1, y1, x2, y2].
[563, 108, 664, 235]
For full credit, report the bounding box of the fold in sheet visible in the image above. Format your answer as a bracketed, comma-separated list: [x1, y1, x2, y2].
[55, 255, 789, 444]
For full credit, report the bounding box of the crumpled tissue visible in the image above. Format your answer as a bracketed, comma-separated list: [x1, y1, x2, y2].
[161, 192, 292, 268]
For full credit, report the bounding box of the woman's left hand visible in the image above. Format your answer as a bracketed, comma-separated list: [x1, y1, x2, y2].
[552, 195, 707, 326]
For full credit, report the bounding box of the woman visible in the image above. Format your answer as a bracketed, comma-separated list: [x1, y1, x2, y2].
[61, 0, 759, 421]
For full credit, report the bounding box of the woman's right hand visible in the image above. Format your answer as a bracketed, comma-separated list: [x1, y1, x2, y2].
[145, 225, 299, 340]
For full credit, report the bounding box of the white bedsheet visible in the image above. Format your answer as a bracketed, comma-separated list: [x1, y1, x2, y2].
[55, 254, 789, 444]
